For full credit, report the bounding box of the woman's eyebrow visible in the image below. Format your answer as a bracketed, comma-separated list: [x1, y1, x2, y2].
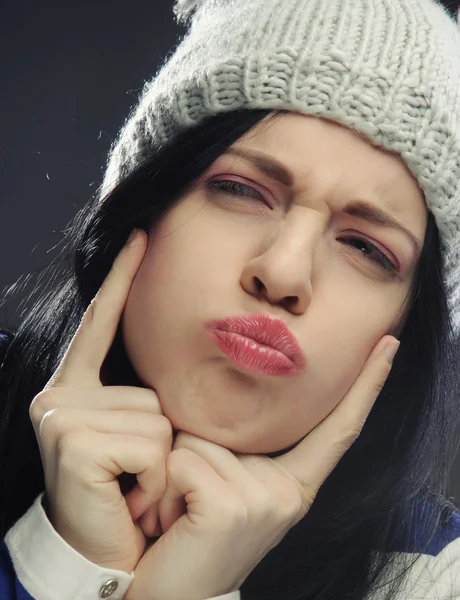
[343, 201, 421, 256]
[225, 147, 294, 186]
[223, 147, 422, 257]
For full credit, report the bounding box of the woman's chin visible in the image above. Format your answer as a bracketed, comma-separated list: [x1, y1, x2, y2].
[173, 423, 300, 456]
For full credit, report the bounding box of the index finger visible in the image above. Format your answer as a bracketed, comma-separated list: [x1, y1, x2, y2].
[45, 229, 147, 389]
[272, 336, 399, 493]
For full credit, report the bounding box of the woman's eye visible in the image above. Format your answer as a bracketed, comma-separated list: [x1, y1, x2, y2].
[207, 179, 267, 204]
[339, 236, 399, 276]
[207, 178, 399, 277]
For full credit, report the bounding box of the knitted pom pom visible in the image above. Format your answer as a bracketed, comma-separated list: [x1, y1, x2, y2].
[173, 0, 204, 23]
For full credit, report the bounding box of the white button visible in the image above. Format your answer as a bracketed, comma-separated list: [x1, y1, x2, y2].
[99, 579, 119, 598]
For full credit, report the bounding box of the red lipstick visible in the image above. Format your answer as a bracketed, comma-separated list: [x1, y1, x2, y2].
[205, 313, 306, 376]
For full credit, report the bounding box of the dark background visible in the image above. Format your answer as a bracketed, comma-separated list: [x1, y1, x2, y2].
[1, 1, 460, 503]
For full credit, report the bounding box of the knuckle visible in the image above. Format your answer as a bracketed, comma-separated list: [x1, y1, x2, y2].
[29, 390, 53, 423]
[138, 414, 172, 446]
[39, 409, 64, 440]
[141, 389, 164, 413]
[251, 491, 274, 517]
[167, 447, 189, 464]
[279, 490, 303, 523]
[154, 415, 173, 440]
[141, 413, 159, 429]
[166, 447, 197, 477]
[218, 495, 248, 527]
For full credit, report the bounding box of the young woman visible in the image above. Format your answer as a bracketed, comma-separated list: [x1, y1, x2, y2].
[2, 1, 460, 599]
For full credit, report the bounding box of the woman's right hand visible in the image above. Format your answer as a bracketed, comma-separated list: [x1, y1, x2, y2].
[29, 228, 171, 574]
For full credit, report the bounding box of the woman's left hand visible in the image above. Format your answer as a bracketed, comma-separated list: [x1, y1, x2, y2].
[125, 335, 399, 600]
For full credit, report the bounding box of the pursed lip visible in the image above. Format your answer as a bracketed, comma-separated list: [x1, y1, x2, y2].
[204, 312, 306, 370]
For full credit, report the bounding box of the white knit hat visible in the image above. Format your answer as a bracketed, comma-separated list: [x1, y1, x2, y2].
[99, 0, 460, 336]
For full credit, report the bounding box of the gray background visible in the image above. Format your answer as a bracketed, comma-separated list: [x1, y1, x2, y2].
[1, 1, 460, 505]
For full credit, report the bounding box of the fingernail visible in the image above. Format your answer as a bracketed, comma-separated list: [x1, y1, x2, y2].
[385, 340, 400, 365]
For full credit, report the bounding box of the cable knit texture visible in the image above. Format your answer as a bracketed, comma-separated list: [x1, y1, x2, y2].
[98, 0, 460, 335]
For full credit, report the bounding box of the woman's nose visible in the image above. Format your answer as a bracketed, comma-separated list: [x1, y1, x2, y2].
[240, 212, 320, 314]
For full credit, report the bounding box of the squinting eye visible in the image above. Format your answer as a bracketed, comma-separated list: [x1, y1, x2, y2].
[207, 179, 267, 204]
[338, 236, 399, 276]
[207, 178, 399, 277]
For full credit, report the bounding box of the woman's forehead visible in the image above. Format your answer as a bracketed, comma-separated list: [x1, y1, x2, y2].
[225, 113, 426, 215]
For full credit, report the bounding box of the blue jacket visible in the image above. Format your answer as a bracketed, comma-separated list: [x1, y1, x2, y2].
[0, 540, 30, 599]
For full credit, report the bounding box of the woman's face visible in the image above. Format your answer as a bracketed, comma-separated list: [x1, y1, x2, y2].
[122, 112, 428, 455]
